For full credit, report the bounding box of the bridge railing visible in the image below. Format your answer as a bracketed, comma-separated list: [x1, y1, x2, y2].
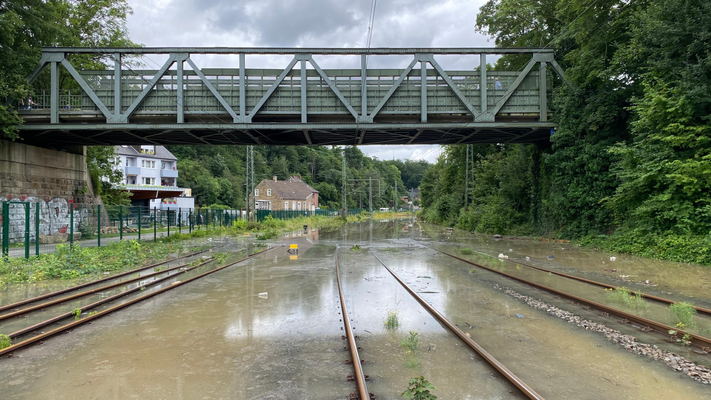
[22, 47, 566, 126]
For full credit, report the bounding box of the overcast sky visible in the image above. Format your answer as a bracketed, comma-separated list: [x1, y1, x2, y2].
[125, 0, 492, 163]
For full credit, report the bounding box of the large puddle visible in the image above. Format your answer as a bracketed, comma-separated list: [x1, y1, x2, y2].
[0, 219, 709, 399]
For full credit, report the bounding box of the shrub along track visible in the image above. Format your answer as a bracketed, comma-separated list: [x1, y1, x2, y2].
[0, 249, 211, 313]
[417, 242, 711, 351]
[370, 252, 545, 400]
[0, 247, 274, 357]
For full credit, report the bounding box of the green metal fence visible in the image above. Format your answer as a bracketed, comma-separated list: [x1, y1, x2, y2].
[0, 202, 362, 258]
[0, 203, 246, 258]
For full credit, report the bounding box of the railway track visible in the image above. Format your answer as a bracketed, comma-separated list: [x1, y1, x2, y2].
[494, 252, 711, 316]
[370, 252, 545, 400]
[335, 250, 372, 400]
[418, 242, 711, 351]
[0, 248, 211, 314]
[0, 247, 273, 357]
[335, 245, 544, 399]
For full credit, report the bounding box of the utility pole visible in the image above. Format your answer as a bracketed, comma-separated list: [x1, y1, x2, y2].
[465, 144, 470, 210]
[369, 177, 373, 213]
[342, 150, 347, 216]
[250, 146, 255, 221]
[394, 180, 397, 211]
[245, 145, 250, 219]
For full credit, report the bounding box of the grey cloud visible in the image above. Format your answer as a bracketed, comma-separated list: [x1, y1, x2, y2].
[205, 0, 361, 45]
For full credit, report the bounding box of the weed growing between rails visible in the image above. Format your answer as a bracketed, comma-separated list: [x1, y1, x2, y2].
[606, 287, 647, 309]
[384, 311, 400, 330]
[402, 376, 437, 400]
[401, 331, 421, 369]
[670, 302, 697, 329]
[0, 334, 11, 350]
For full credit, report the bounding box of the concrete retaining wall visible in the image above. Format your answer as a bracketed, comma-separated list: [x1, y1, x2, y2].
[0, 140, 102, 244]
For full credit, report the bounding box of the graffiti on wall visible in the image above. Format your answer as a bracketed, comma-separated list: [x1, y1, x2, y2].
[0, 197, 89, 243]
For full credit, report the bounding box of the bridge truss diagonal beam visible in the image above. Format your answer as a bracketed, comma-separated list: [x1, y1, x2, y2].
[247, 56, 299, 122]
[186, 57, 240, 122]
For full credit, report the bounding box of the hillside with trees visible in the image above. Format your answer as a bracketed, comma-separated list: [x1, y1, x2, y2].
[168, 145, 427, 210]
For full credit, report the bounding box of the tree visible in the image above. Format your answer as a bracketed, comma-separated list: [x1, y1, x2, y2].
[1, 0, 137, 142]
[607, 0, 711, 235]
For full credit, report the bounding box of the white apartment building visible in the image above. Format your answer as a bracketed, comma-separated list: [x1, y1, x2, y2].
[113, 145, 194, 210]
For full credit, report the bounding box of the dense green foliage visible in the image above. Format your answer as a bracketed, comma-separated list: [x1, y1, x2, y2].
[168, 145, 416, 210]
[420, 0, 711, 264]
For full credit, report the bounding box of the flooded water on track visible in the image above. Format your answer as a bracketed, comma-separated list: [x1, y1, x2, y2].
[0, 219, 709, 399]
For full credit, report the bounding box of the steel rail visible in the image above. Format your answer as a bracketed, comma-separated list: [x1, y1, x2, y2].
[372, 253, 545, 400]
[420, 244, 711, 351]
[497, 256, 711, 316]
[0, 256, 207, 321]
[0, 247, 273, 357]
[335, 250, 371, 400]
[0, 249, 210, 313]
[7, 255, 224, 339]
[43, 47, 555, 55]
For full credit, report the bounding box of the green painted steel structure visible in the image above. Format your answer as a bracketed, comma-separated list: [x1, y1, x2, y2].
[17, 47, 565, 146]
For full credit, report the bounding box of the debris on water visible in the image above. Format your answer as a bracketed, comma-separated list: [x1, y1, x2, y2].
[208, 238, 213, 242]
[202, 256, 211, 260]
[610, 256, 617, 261]
[465, 332, 471, 338]
[547, 255, 555, 259]
[465, 322, 473, 329]
[514, 314, 525, 318]
[525, 256, 531, 261]
[508, 249, 513, 252]
[417, 276, 432, 279]
[258, 292, 268, 299]
[171, 281, 181, 285]
[493, 234, 502, 239]
[498, 253, 509, 259]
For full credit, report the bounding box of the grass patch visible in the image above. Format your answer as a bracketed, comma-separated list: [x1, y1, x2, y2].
[459, 248, 474, 255]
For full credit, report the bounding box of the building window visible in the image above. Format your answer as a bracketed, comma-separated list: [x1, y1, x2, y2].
[142, 177, 155, 185]
[142, 160, 156, 169]
[285, 201, 289, 210]
[267, 189, 271, 196]
[297, 202, 301, 211]
[292, 201, 296, 209]
[255, 189, 259, 197]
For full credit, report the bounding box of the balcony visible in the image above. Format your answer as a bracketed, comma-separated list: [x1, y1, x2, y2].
[125, 166, 140, 176]
[160, 168, 178, 178]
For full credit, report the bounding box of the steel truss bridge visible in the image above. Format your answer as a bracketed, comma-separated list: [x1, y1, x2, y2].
[19, 47, 566, 146]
